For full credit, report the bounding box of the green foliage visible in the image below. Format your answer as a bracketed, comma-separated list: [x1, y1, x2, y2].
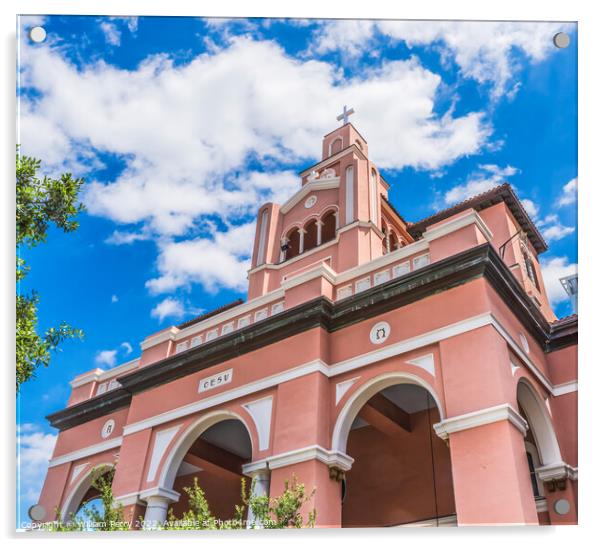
[49, 468, 129, 532]
[80, 469, 130, 531]
[165, 474, 315, 530]
[16, 150, 85, 391]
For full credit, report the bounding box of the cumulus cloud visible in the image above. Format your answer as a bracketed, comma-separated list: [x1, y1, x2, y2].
[99, 21, 122, 46]
[147, 222, 256, 294]
[541, 256, 577, 305]
[94, 341, 134, 368]
[538, 215, 575, 242]
[150, 297, 187, 321]
[120, 342, 133, 355]
[95, 349, 118, 367]
[557, 177, 577, 207]
[19, 36, 491, 294]
[443, 164, 517, 205]
[310, 20, 573, 98]
[111, 294, 119, 303]
[17, 423, 57, 506]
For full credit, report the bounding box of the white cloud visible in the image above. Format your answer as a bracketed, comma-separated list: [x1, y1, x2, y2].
[20, 35, 491, 294]
[534, 213, 575, 242]
[111, 294, 119, 303]
[147, 222, 255, 294]
[521, 198, 539, 219]
[557, 177, 577, 207]
[120, 342, 133, 355]
[150, 297, 187, 322]
[17, 424, 57, 507]
[95, 349, 117, 367]
[310, 20, 573, 98]
[99, 21, 122, 47]
[541, 256, 577, 305]
[443, 164, 517, 205]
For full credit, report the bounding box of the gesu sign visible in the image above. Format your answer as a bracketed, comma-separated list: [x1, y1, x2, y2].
[198, 368, 233, 393]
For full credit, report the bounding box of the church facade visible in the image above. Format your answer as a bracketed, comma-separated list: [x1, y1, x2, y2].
[37, 120, 578, 527]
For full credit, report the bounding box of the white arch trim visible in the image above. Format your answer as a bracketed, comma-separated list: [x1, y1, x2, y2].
[331, 371, 444, 453]
[61, 463, 114, 519]
[517, 379, 563, 466]
[157, 409, 254, 491]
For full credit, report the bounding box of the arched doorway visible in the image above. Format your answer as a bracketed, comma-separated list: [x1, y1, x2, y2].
[161, 415, 253, 522]
[333, 375, 455, 527]
[516, 378, 564, 520]
[61, 464, 114, 521]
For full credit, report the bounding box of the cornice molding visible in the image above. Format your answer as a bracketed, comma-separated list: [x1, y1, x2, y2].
[47, 243, 576, 431]
[48, 436, 123, 468]
[433, 403, 528, 441]
[536, 462, 578, 482]
[244, 445, 354, 473]
[70, 359, 140, 388]
[280, 177, 340, 215]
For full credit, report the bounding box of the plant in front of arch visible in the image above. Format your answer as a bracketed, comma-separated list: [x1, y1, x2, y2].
[164, 474, 316, 530]
[81, 469, 130, 531]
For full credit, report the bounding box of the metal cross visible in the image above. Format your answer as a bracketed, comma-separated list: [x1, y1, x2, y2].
[336, 105, 355, 125]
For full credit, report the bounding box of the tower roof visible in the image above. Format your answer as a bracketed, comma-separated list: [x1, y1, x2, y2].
[407, 183, 548, 253]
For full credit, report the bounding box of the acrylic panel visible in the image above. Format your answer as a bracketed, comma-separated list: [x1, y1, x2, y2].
[16, 15, 577, 531]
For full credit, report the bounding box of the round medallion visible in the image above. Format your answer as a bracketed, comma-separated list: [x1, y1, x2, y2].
[370, 321, 391, 345]
[305, 195, 317, 209]
[101, 419, 116, 439]
[554, 499, 570, 515]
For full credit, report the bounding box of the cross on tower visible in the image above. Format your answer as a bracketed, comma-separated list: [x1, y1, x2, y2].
[336, 105, 355, 126]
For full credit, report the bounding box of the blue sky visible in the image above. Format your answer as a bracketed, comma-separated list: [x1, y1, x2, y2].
[16, 15, 577, 525]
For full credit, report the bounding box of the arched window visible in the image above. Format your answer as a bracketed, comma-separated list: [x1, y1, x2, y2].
[522, 249, 541, 291]
[381, 224, 389, 254]
[329, 137, 343, 156]
[284, 228, 300, 260]
[389, 232, 398, 251]
[321, 210, 337, 244]
[304, 219, 318, 252]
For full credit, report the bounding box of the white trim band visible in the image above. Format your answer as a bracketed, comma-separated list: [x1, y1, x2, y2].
[242, 445, 354, 474]
[48, 436, 123, 468]
[433, 403, 528, 441]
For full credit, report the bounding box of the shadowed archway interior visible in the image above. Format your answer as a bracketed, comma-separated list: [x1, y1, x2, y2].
[341, 384, 455, 527]
[167, 419, 252, 521]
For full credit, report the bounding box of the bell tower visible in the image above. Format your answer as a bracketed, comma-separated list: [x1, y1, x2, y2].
[247, 108, 413, 300]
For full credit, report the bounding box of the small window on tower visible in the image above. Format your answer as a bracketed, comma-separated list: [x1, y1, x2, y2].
[523, 250, 541, 291]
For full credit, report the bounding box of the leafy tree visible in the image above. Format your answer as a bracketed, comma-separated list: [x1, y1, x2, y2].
[16, 150, 85, 391]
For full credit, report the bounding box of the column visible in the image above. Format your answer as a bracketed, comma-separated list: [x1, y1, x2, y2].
[245, 465, 271, 528]
[435, 406, 538, 525]
[316, 220, 324, 246]
[279, 237, 288, 263]
[385, 230, 391, 253]
[299, 228, 305, 254]
[141, 488, 180, 529]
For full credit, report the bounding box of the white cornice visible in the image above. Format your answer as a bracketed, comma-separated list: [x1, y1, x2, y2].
[248, 237, 340, 275]
[70, 359, 140, 388]
[244, 445, 354, 473]
[299, 144, 367, 177]
[423, 209, 494, 243]
[536, 462, 578, 482]
[433, 403, 528, 441]
[552, 380, 578, 397]
[138, 486, 180, 503]
[281, 262, 338, 290]
[140, 327, 180, 351]
[336, 239, 430, 284]
[48, 436, 123, 468]
[280, 178, 340, 215]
